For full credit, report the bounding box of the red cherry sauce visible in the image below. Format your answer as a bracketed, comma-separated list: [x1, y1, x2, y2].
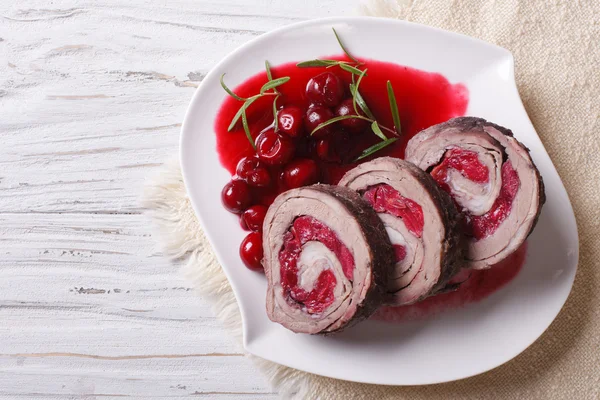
[215, 56, 469, 199]
[431, 149, 520, 240]
[374, 242, 527, 322]
[278, 216, 354, 314]
[214, 56, 527, 317]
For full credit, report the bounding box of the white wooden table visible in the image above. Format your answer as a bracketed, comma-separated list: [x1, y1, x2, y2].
[0, 1, 355, 397]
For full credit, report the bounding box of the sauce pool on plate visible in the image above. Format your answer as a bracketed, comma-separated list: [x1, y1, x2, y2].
[373, 243, 527, 322]
[214, 55, 527, 319]
[215, 57, 469, 186]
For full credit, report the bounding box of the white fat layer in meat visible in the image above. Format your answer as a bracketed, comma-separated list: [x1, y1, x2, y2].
[385, 226, 407, 247]
[383, 223, 417, 280]
[297, 241, 335, 292]
[445, 150, 502, 216]
[447, 169, 493, 214]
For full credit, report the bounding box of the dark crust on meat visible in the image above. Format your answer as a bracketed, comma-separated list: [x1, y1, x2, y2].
[415, 116, 508, 138]
[308, 185, 394, 334]
[441, 117, 546, 239]
[396, 161, 465, 299]
[405, 116, 500, 157]
[529, 163, 546, 236]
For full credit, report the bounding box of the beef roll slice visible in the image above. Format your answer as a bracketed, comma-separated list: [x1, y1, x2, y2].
[339, 157, 463, 306]
[405, 117, 545, 269]
[263, 184, 394, 334]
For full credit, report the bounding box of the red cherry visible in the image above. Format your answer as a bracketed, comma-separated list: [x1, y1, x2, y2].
[334, 98, 369, 134]
[315, 138, 331, 160]
[283, 158, 319, 189]
[306, 72, 344, 107]
[277, 106, 305, 138]
[315, 138, 340, 162]
[328, 130, 357, 163]
[240, 232, 264, 271]
[236, 156, 271, 187]
[295, 136, 312, 158]
[256, 129, 295, 166]
[305, 106, 334, 137]
[241, 205, 268, 232]
[221, 180, 252, 214]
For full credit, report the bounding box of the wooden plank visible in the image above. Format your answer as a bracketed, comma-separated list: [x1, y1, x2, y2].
[0, 0, 354, 397]
[0, 355, 275, 398]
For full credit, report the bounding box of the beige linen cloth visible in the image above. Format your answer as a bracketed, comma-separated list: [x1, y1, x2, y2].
[143, 0, 600, 398]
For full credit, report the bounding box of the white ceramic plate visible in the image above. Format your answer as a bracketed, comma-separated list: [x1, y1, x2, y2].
[180, 17, 578, 385]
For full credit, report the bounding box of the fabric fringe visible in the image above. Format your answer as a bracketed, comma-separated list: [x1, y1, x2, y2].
[358, 0, 404, 18]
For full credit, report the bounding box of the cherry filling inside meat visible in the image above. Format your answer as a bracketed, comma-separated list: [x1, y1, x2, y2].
[279, 216, 354, 314]
[431, 148, 490, 185]
[430, 148, 520, 240]
[362, 184, 424, 265]
[468, 161, 520, 239]
[393, 245, 407, 263]
[363, 184, 424, 237]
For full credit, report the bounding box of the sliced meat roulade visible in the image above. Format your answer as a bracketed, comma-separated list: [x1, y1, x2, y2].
[263, 184, 394, 334]
[405, 117, 545, 269]
[339, 157, 463, 306]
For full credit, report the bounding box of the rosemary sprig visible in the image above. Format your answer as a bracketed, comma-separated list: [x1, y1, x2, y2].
[297, 59, 364, 76]
[221, 30, 401, 162]
[227, 95, 260, 132]
[296, 29, 363, 73]
[332, 27, 361, 64]
[310, 95, 395, 138]
[370, 121, 387, 141]
[301, 44, 399, 160]
[387, 81, 402, 136]
[260, 77, 290, 94]
[241, 109, 255, 150]
[355, 138, 398, 161]
[220, 65, 289, 147]
[265, 61, 280, 131]
[220, 73, 245, 101]
[309, 113, 396, 136]
[295, 28, 400, 159]
[349, 69, 375, 120]
[297, 59, 342, 68]
[310, 66, 398, 164]
[310, 115, 371, 135]
[265, 60, 275, 83]
[272, 94, 280, 132]
[338, 63, 364, 76]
